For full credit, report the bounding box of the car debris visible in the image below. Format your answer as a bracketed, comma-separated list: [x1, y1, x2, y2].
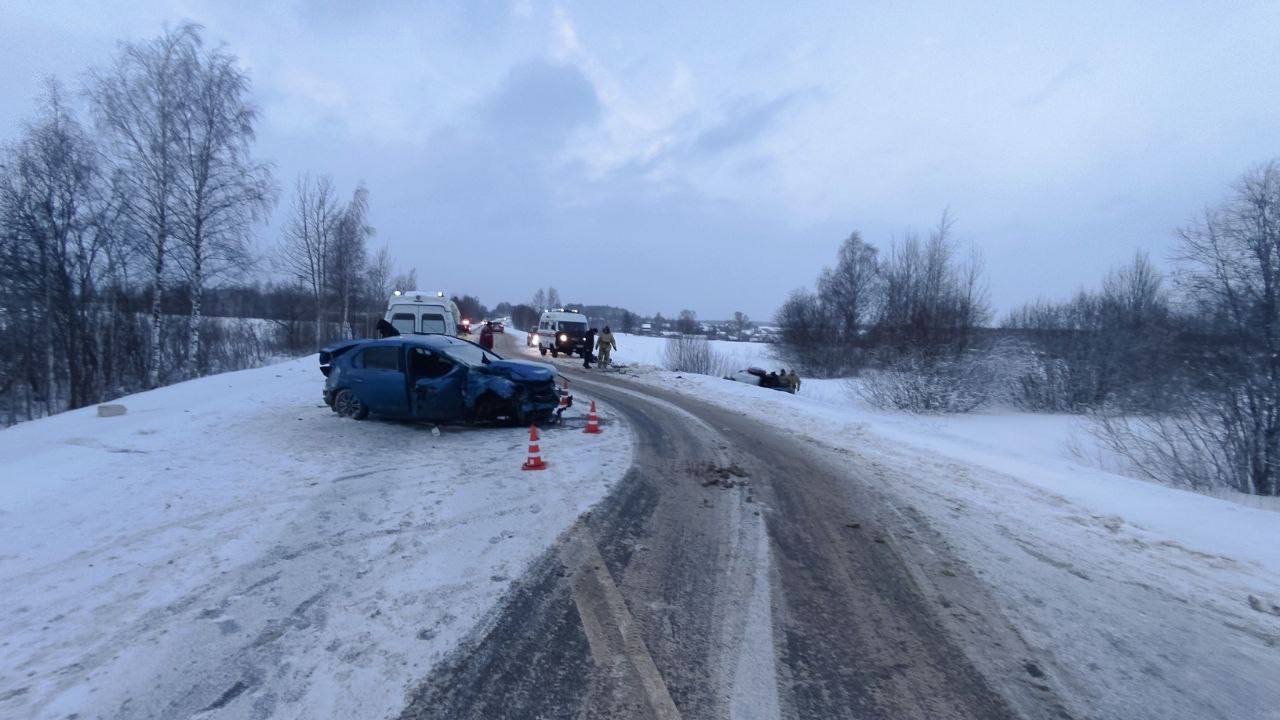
[726, 367, 800, 393]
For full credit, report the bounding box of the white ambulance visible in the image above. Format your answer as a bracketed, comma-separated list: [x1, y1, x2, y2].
[535, 308, 590, 357]
[383, 291, 463, 337]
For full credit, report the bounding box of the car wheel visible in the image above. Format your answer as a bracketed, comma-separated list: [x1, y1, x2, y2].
[351, 397, 369, 420]
[551, 348, 559, 358]
[539, 346, 547, 357]
[334, 389, 368, 419]
[334, 388, 355, 417]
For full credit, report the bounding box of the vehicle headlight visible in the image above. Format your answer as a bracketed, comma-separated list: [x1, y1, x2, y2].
[559, 334, 567, 342]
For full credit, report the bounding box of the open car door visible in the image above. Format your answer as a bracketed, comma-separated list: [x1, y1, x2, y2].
[409, 347, 466, 421]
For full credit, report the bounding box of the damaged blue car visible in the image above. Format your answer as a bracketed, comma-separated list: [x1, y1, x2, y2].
[319, 335, 566, 425]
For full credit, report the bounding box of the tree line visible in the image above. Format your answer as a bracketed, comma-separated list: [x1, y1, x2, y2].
[776, 210, 988, 377]
[776, 165, 1280, 496]
[0, 24, 421, 424]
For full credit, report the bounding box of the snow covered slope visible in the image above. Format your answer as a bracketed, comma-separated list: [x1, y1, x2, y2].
[625, 369, 1280, 720]
[503, 326, 779, 371]
[0, 357, 631, 720]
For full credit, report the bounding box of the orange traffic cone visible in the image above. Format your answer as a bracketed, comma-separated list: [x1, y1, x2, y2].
[558, 382, 571, 411]
[523, 425, 548, 470]
[584, 400, 602, 434]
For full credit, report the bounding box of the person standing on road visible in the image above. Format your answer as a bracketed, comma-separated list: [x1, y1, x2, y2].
[582, 327, 598, 368]
[596, 326, 617, 369]
[478, 321, 495, 350]
[788, 369, 801, 393]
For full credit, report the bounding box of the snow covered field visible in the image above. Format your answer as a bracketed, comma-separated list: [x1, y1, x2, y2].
[624, 369, 1280, 720]
[0, 357, 630, 720]
[505, 327, 781, 372]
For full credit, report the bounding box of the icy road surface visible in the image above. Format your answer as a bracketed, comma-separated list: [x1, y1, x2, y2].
[406, 330, 1280, 720]
[620, 368, 1280, 720]
[0, 357, 630, 720]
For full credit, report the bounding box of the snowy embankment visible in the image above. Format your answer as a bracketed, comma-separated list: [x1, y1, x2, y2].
[0, 357, 630, 720]
[626, 370, 1280, 720]
[504, 327, 781, 372]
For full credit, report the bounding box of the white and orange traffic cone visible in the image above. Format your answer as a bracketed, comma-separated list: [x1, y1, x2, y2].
[522, 425, 548, 470]
[558, 382, 572, 411]
[584, 400, 602, 434]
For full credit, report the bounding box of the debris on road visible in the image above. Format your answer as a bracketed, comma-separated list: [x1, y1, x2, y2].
[698, 462, 750, 489]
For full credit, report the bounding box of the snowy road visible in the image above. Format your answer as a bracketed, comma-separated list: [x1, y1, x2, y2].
[401, 335, 1071, 719]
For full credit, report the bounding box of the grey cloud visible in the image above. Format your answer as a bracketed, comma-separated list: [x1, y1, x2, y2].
[691, 91, 805, 156]
[477, 60, 600, 147]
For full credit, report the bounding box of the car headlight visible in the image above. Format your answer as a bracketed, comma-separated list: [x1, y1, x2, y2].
[559, 334, 567, 342]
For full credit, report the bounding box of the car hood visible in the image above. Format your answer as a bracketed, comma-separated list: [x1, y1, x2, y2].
[479, 359, 555, 383]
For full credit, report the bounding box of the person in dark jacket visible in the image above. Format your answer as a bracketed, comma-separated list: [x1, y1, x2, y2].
[478, 321, 495, 350]
[582, 328, 598, 368]
[376, 318, 400, 338]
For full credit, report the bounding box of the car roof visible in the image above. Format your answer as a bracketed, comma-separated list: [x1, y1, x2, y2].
[357, 335, 469, 350]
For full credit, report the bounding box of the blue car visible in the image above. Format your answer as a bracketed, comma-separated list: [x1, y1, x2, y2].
[319, 335, 565, 425]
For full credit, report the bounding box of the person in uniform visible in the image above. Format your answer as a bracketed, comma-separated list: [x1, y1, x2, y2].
[596, 326, 617, 369]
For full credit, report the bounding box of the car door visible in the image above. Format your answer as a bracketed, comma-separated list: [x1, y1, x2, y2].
[409, 348, 466, 421]
[353, 345, 409, 415]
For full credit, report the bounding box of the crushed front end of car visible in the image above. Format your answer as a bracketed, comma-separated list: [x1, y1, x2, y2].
[465, 360, 563, 423]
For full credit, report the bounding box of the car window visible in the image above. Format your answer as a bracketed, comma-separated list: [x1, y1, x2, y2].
[442, 342, 501, 367]
[558, 320, 587, 332]
[360, 346, 400, 370]
[390, 313, 416, 334]
[420, 313, 447, 334]
[409, 347, 454, 379]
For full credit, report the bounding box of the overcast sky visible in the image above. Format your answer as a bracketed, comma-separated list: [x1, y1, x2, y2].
[3, 1, 1279, 319]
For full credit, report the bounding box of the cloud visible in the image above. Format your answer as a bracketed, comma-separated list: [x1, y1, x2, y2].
[691, 92, 805, 156]
[477, 60, 600, 146]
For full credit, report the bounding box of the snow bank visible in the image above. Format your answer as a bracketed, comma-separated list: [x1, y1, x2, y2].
[0, 357, 631, 720]
[503, 326, 779, 372]
[624, 369, 1280, 720]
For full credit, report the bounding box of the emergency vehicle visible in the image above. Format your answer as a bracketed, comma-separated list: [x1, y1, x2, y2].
[535, 308, 590, 357]
[384, 291, 463, 336]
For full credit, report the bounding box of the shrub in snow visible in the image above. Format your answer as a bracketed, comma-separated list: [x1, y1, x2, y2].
[855, 347, 1023, 414]
[663, 335, 732, 376]
[1089, 392, 1274, 495]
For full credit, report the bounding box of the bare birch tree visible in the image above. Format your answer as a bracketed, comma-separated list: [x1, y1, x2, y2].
[89, 24, 200, 386]
[0, 80, 116, 413]
[172, 39, 275, 374]
[365, 243, 393, 316]
[278, 173, 339, 349]
[329, 184, 372, 338]
[818, 230, 880, 349]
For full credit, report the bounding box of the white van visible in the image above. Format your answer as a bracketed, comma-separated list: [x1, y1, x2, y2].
[384, 291, 463, 336]
[535, 308, 590, 357]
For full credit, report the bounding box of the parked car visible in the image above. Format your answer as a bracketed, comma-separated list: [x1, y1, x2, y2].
[320, 335, 565, 424]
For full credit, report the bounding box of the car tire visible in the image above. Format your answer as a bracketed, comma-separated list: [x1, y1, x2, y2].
[351, 398, 369, 420]
[539, 346, 547, 357]
[334, 389, 368, 420]
[551, 348, 559, 358]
